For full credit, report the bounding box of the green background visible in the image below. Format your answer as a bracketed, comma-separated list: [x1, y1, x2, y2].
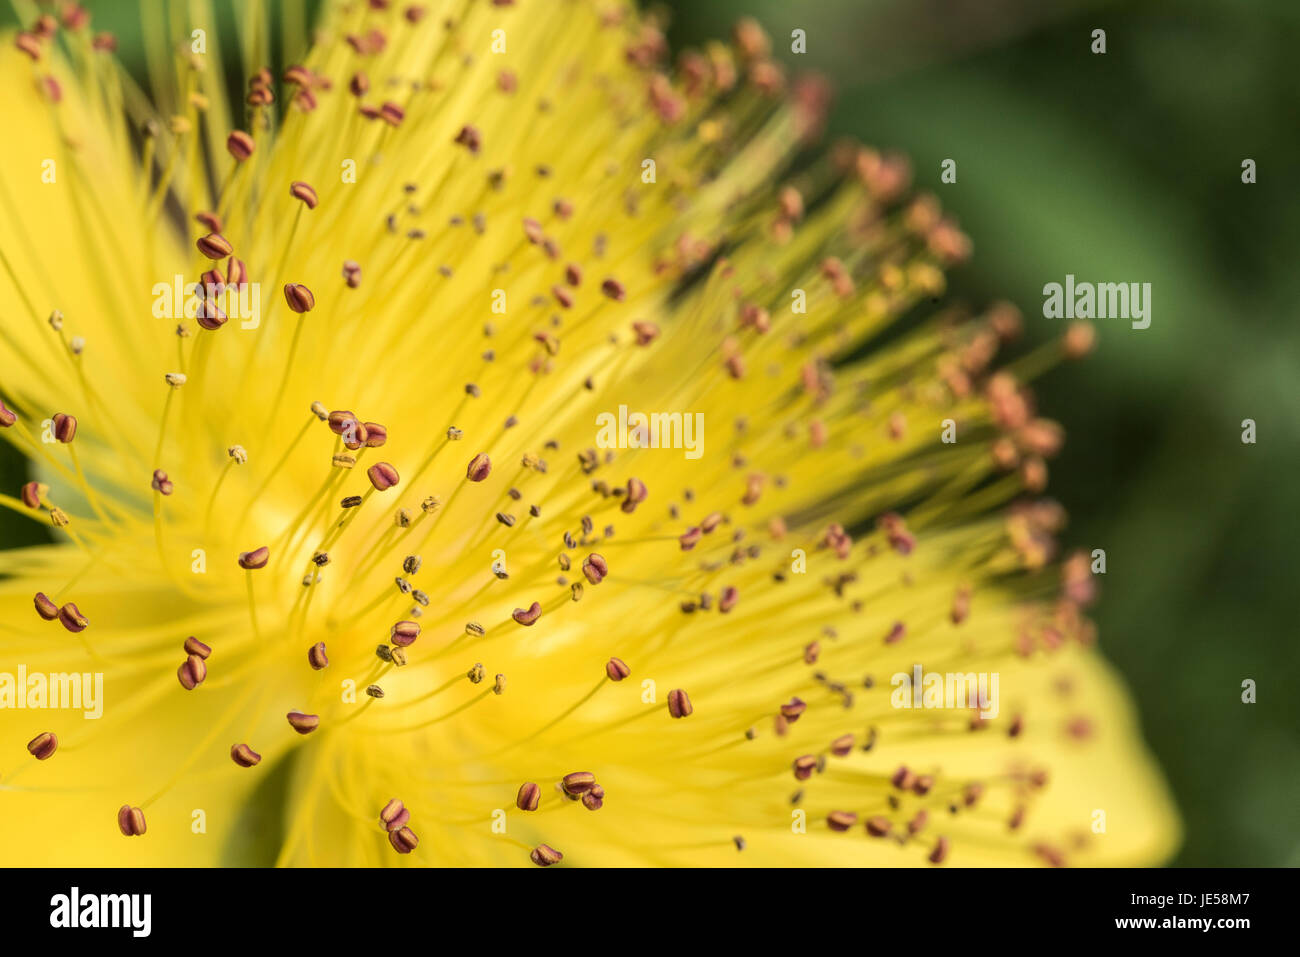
[661, 0, 1300, 866]
[3, 0, 1295, 866]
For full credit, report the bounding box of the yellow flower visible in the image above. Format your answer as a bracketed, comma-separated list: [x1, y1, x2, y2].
[0, 1, 1178, 867]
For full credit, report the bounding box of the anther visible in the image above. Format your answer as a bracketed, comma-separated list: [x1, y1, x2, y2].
[183, 636, 211, 659]
[21, 481, 46, 509]
[196, 233, 233, 259]
[928, 836, 950, 865]
[516, 782, 540, 811]
[289, 181, 319, 209]
[16, 32, 42, 60]
[226, 130, 255, 160]
[389, 827, 419, 853]
[562, 771, 596, 795]
[284, 283, 315, 313]
[52, 413, 77, 443]
[280, 64, 311, 88]
[530, 844, 562, 867]
[343, 425, 370, 452]
[605, 657, 630, 681]
[520, 218, 546, 246]
[287, 711, 320, 734]
[308, 642, 329, 669]
[718, 586, 738, 613]
[631, 321, 659, 346]
[366, 462, 400, 491]
[390, 621, 420, 647]
[827, 810, 857, 832]
[380, 799, 408, 830]
[33, 592, 58, 620]
[667, 688, 693, 718]
[177, 655, 207, 690]
[27, 732, 57, 760]
[467, 663, 485, 684]
[1063, 321, 1095, 359]
[230, 743, 262, 767]
[117, 805, 147, 837]
[238, 546, 270, 569]
[512, 602, 542, 626]
[581, 553, 608, 584]
[57, 602, 88, 633]
[779, 697, 806, 721]
[865, 816, 893, 837]
[621, 477, 647, 513]
[196, 299, 227, 330]
[891, 765, 915, 790]
[453, 124, 481, 153]
[467, 453, 492, 482]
